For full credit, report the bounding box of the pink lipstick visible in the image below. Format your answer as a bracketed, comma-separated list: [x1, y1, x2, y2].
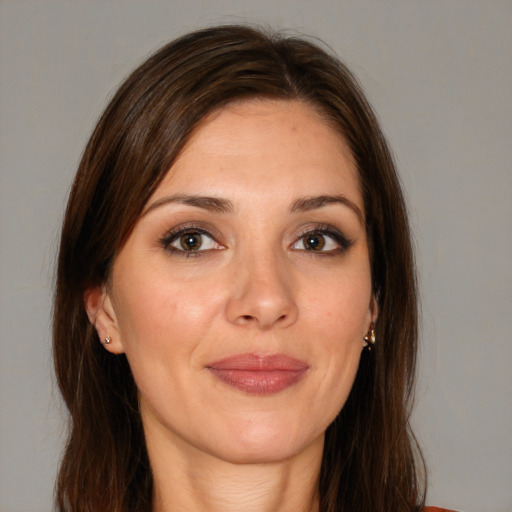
[206, 353, 309, 395]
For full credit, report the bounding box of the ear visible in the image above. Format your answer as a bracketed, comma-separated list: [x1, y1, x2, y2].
[369, 294, 379, 326]
[83, 285, 125, 354]
[362, 294, 379, 350]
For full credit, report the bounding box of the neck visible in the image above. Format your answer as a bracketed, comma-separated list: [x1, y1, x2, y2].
[146, 424, 323, 512]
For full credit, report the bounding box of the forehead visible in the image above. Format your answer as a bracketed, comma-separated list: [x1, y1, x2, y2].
[151, 99, 362, 208]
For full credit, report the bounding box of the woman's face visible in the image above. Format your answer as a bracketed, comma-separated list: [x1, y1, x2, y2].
[95, 99, 375, 464]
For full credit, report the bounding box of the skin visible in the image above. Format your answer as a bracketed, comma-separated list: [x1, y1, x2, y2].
[86, 99, 377, 512]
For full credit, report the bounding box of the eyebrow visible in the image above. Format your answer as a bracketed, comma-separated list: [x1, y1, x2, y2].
[143, 193, 364, 224]
[291, 195, 364, 224]
[142, 194, 234, 216]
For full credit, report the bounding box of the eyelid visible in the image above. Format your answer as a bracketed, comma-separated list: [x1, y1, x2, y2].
[159, 221, 352, 257]
[159, 222, 225, 253]
[292, 224, 353, 253]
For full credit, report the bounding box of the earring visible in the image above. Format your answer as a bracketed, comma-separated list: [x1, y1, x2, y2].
[363, 324, 376, 350]
[102, 335, 112, 345]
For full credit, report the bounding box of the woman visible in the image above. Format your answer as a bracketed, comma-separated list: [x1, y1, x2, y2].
[53, 25, 453, 512]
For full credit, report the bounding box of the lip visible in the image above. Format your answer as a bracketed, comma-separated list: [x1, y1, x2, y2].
[206, 353, 309, 395]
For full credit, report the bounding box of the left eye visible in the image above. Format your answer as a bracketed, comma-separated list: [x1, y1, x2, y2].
[292, 232, 342, 252]
[169, 231, 219, 252]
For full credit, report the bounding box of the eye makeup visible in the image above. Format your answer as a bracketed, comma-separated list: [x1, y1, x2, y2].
[159, 222, 225, 257]
[292, 224, 353, 256]
[159, 219, 353, 259]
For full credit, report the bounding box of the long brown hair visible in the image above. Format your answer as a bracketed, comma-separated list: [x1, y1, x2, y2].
[54, 25, 425, 512]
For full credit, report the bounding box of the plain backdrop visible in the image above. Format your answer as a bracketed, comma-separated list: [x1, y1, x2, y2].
[1, 1, 511, 511]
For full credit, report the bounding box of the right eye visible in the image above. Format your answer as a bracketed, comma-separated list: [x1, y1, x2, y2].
[167, 229, 220, 253]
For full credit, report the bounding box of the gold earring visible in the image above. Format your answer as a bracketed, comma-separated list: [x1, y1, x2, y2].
[102, 335, 112, 345]
[363, 324, 376, 350]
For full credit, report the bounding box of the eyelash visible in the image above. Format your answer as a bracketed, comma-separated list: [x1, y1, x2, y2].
[159, 223, 353, 257]
[295, 224, 354, 255]
[159, 223, 220, 258]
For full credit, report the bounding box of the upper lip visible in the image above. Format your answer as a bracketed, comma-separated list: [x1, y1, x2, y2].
[206, 353, 309, 371]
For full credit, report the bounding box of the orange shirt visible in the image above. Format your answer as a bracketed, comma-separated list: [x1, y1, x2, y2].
[424, 507, 458, 512]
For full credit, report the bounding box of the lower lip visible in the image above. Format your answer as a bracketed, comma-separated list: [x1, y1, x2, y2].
[208, 368, 308, 395]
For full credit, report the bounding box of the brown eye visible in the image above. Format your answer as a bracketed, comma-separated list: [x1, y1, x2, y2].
[180, 232, 203, 251]
[291, 227, 352, 254]
[303, 234, 326, 251]
[164, 228, 220, 254]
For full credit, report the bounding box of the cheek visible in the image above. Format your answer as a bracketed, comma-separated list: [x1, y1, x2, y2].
[109, 263, 227, 409]
[299, 265, 370, 411]
[302, 265, 371, 339]
[112, 255, 224, 347]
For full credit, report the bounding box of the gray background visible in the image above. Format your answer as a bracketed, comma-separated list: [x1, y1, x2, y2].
[1, 1, 511, 511]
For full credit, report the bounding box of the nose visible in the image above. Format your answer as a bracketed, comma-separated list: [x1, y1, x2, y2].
[225, 252, 299, 330]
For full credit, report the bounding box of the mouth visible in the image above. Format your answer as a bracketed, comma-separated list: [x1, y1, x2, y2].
[206, 353, 309, 395]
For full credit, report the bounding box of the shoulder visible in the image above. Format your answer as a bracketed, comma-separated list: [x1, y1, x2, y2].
[423, 507, 459, 512]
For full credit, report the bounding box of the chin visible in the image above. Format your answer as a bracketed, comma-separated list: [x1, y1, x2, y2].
[207, 417, 322, 465]
[214, 441, 308, 465]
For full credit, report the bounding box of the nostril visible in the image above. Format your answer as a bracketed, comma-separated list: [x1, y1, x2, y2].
[238, 312, 290, 325]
